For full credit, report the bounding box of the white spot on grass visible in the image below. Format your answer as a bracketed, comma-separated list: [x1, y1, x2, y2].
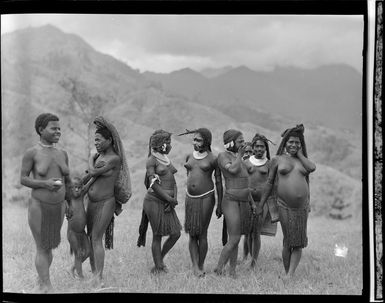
[334, 244, 348, 257]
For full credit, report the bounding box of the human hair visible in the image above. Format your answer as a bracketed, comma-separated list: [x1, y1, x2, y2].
[195, 128, 212, 152]
[34, 113, 59, 136]
[149, 129, 172, 156]
[96, 127, 113, 144]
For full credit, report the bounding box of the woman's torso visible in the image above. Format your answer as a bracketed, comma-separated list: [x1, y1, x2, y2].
[185, 153, 215, 195]
[218, 152, 249, 200]
[31, 146, 69, 204]
[88, 153, 120, 201]
[276, 155, 309, 208]
[247, 159, 269, 201]
[150, 157, 177, 198]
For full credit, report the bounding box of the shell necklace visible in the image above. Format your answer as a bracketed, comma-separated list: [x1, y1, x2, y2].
[193, 151, 208, 160]
[249, 155, 268, 167]
[38, 142, 56, 148]
[152, 150, 170, 166]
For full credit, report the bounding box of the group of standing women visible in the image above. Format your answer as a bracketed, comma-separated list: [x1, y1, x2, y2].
[20, 112, 315, 293]
[20, 113, 131, 292]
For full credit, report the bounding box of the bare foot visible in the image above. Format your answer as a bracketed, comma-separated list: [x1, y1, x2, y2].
[279, 274, 291, 286]
[213, 267, 224, 276]
[40, 282, 53, 294]
[193, 268, 205, 278]
[160, 263, 168, 273]
[91, 275, 105, 289]
[151, 266, 166, 275]
[250, 259, 257, 269]
[229, 268, 237, 279]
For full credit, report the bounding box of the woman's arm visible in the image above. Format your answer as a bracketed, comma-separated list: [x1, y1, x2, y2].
[87, 156, 120, 177]
[218, 151, 243, 175]
[20, 148, 61, 191]
[214, 157, 223, 218]
[296, 148, 316, 173]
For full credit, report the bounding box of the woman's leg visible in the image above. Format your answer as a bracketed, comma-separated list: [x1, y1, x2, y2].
[198, 195, 215, 273]
[161, 231, 181, 267]
[89, 198, 115, 282]
[250, 232, 261, 268]
[229, 244, 239, 278]
[288, 247, 302, 277]
[151, 234, 164, 272]
[242, 235, 249, 261]
[189, 235, 201, 276]
[282, 246, 291, 274]
[214, 198, 241, 275]
[28, 199, 52, 292]
[86, 204, 96, 274]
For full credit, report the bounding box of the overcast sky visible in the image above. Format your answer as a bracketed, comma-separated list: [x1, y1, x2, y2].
[1, 14, 364, 73]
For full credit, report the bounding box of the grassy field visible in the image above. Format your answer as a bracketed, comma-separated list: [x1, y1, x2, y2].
[2, 202, 362, 295]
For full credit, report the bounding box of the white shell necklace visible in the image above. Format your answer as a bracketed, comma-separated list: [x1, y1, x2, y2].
[193, 151, 208, 160]
[249, 155, 268, 167]
[38, 142, 56, 148]
[152, 150, 170, 166]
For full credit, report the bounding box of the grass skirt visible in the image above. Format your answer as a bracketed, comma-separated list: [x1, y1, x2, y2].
[223, 193, 252, 235]
[143, 192, 182, 236]
[184, 191, 215, 236]
[40, 201, 63, 250]
[278, 198, 309, 249]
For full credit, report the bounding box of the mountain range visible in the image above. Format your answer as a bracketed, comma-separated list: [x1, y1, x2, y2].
[1, 25, 362, 217]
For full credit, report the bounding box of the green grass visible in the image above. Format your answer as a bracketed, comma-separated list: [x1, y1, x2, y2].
[2, 203, 362, 295]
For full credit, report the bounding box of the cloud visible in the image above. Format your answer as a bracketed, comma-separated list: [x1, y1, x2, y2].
[1, 14, 363, 73]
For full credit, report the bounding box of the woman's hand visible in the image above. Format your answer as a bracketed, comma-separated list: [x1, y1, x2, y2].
[251, 202, 258, 216]
[45, 178, 63, 191]
[215, 206, 222, 219]
[254, 202, 264, 216]
[296, 147, 304, 158]
[237, 143, 247, 156]
[169, 197, 178, 208]
[65, 205, 73, 220]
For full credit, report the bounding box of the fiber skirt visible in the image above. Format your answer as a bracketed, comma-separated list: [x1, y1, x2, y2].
[278, 198, 309, 249]
[143, 192, 182, 236]
[40, 201, 63, 250]
[184, 191, 215, 236]
[223, 193, 252, 235]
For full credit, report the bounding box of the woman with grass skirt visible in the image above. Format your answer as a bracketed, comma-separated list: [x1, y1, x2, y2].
[214, 129, 252, 278]
[243, 133, 278, 269]
[178, 128, 223, 277]
[20, 113, 70, 293]
[259, 124, 316, 280]
[137, 130, 182, 274]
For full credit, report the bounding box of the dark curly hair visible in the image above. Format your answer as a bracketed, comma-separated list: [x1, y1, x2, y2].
[34, 113, 59, 136]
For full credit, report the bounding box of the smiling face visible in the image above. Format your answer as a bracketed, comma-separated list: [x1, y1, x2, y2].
[94, 132, 112, 153]
[39, 121, 61, 144]
[253, 139, 266, 159]
[285, 136, 301, 155]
